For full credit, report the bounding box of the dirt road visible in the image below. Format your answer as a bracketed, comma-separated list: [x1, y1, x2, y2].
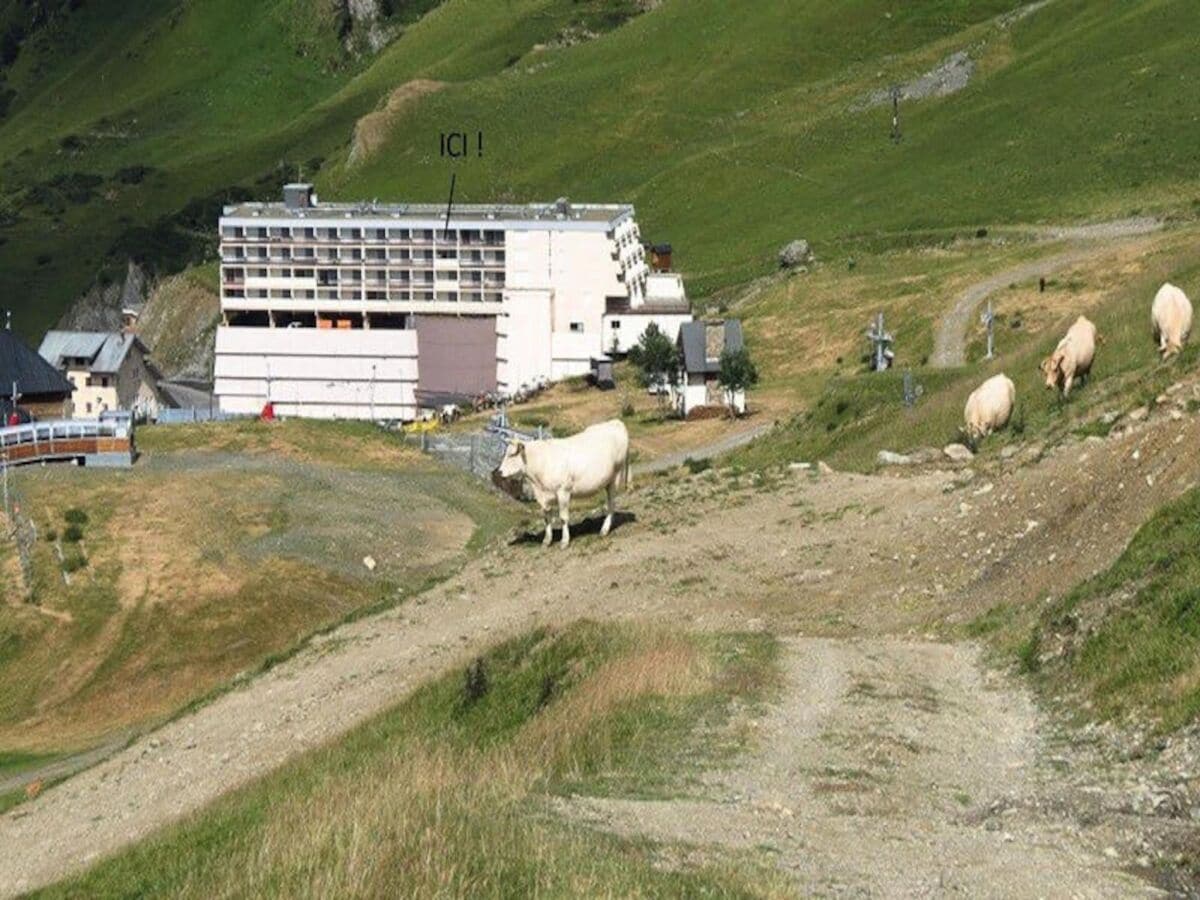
[561, 638, 1151, 897]
[930, 217, 1163, 368]
[3, 386, 1200, 895]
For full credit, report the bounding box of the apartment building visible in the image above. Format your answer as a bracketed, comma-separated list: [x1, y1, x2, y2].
[214, 185, 690, 420]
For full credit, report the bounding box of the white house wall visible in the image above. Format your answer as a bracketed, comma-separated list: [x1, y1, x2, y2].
[214, 326, 418, 419]
[602, 313, 691, 355]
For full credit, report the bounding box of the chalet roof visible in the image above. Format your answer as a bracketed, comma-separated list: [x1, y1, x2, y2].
[678, 320, 743, 375]
[0, 329, 73, 398]
[38, 331, 145, 374]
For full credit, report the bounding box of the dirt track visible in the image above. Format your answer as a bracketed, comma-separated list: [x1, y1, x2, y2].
[3, 385, 1200, 895]
[930, 217, 1164, 368]
[560, 638, 1150, 897]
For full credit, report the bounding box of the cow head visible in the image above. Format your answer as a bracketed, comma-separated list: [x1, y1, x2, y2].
[1039, 352, 1064, 391]
[491, 440, 528, 499]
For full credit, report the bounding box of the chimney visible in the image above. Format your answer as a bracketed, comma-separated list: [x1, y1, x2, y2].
[283, 183, 314, 210]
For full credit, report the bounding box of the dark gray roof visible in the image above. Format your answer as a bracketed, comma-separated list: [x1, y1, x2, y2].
[678, 320, 743, 375]
[38, 331, 145, 374]
[0, 330, 74, 398]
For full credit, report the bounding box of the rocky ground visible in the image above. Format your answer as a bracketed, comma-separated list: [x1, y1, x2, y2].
[2, 374, 1200, 895]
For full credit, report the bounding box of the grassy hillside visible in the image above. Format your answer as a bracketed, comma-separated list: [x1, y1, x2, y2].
[0, 420, 519, 756]
[34, 622, 785, 898]
[729, 227, 1200, 472]
[1021, 486, 1200, 733]
[2, 0, 1198, 341]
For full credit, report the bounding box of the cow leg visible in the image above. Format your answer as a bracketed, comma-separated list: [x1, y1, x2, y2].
[600, 483, 615, 537]
[540, 501, 554, 547]
[1062, 372, 1074, 398]
[557, 490, 571, 548]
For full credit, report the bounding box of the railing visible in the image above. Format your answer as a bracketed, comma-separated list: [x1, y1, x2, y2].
[0, 418, 133, 467]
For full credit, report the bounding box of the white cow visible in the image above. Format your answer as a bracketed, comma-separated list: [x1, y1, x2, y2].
[1152, 283, 1193, 359]
[1040, 315, 1098, 398]
[494, 419, 630, 548]
[964, 373, 1016, 443]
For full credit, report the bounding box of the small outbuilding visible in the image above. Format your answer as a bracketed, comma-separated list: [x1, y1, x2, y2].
[676, 319, 745, 418]
[0, 327, 74, 419]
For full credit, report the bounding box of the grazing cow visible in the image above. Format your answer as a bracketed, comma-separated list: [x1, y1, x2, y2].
[964, 373, 1016, 443]
[493, 419, 630, 548]
[1152, 283, 1193, 359]
[1040, 316, 1098, 398]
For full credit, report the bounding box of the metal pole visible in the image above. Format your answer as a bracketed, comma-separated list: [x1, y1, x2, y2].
[891, 86, 902, 143]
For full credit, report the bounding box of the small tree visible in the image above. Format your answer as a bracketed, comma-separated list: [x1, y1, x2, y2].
[718, 346, 759, 417]
[628, 323, 680, 418]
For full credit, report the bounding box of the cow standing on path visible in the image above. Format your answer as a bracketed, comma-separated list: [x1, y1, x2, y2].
[493, 419, 631, 548]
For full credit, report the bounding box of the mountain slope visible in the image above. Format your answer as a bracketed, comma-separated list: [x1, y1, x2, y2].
[1, 0, 1198, 341]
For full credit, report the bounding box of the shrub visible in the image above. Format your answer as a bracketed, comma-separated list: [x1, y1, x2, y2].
[1017, 629, 1041, 674]
[620, 398, 635, 418]
[62, 523, 84, 543]
[43, 528, 57, 542]
[63, 508, 88, 526]
[114, 164, 153, 185]
[62, 550, 88, 573]
[684, 457, 711, 474]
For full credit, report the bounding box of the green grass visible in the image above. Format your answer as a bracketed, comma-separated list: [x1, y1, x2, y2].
[1024, 488, 1200, 732]
[3, 0, 1199, 342]
[732, 245, 1200, 472]
[35, 622, 786, 898]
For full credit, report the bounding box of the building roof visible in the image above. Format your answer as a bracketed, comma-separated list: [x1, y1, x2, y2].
[39, 331, 145, 374]
[222, 197, 634, 229]
[679, 320, 743, 375]
[0, 329, 74, 398]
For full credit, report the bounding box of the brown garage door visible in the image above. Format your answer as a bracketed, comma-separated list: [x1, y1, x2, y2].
[415, 315, 497, 400]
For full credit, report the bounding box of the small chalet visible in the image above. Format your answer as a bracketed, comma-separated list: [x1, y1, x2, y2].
[676, 319, 745, 418]
[0, 327, 74, 420]
[38, 331, 163, 419]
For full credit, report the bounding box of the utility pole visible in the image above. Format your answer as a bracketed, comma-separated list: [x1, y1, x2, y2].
[891, 86, 902, 144]
[980, 300, 995, 360]
[865, 312, 895, 372]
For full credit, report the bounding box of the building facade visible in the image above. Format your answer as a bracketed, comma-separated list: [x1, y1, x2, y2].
[38, 331, 163, 419]
[214, 186, 690, 420]
[677, 320, 746, 417]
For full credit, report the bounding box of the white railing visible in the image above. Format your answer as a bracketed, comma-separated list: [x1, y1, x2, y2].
[0, 418, 130, 451]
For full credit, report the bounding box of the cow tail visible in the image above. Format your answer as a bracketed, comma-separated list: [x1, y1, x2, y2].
[623, 453, 632, 491]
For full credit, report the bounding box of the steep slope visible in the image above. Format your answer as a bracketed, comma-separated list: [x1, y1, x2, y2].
[2, 0, 1198, 341]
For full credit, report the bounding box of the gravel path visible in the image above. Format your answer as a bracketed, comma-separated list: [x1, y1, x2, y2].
[559, 638, 1153, 898]
[633, 421, 772, 476]
[930, 217, 1163, 368]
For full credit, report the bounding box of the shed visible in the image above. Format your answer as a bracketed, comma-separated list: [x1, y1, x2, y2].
[676, 319, 745, 417]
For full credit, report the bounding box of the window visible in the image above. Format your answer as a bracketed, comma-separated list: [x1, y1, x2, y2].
[85, 402, 92, 413]
[611, 320, 621, 329]
[569, 322, 584, 333]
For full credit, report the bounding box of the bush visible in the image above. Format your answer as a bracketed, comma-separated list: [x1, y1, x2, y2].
[684, 457, 711, 474]
[63, 508, 88, 526]
[62, 523, 84, 543]
[43, 528, 57, 542]
[620, 397, 635, 418]
[62, 550, 88, 573]
[114, 164, 153, 185]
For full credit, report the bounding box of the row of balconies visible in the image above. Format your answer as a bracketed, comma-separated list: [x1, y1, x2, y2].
[223, 288, 504, 303]
[221, 254, 505, 267]
[223, 233, 505, 247]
